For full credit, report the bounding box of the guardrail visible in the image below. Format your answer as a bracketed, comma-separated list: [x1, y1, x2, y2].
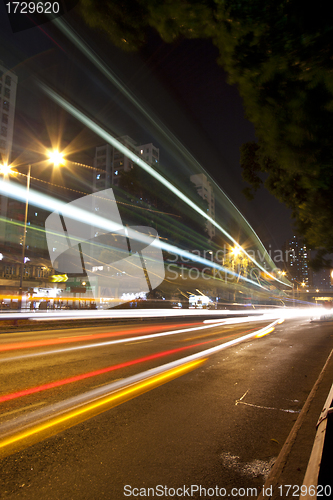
[300, 382, 333, 498]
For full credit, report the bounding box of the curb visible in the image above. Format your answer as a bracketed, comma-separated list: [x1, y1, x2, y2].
[257, 348, 333, 499]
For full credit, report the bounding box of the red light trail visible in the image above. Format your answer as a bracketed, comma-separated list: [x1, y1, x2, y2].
[0, 328, 258, 404]
[0, 322, 202, 353]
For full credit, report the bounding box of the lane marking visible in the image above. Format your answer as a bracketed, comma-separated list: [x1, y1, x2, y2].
[0, 401, 45, 419]
[125, 340, 154, 345]
[236, 390, 300, 414]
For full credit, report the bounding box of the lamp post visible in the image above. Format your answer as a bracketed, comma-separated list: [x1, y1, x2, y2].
[1, 151, 64, 310]
[18, 163, 31, 310]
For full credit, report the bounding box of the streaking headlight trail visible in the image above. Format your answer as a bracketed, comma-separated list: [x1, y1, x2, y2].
[38, 82, 289, 288]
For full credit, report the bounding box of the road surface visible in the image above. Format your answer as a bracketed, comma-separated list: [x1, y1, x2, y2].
[0, 312, 332, 499]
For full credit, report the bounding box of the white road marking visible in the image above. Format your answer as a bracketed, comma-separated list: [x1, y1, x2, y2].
[236, 390, 300, 413]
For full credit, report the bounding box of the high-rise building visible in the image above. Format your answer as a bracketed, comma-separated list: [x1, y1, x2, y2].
[283, 235, 310, 286]
[190, 173, 215, 239]
[311, 267, 333, 291]
[93, 136, 159, 191]
[0, 63, 18, 247]
[0, 63, 18, 165]
[137, 143, 159, 167]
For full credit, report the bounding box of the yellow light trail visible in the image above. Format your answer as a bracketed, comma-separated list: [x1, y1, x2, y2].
[255, 327, 275, 338]
[0, 358, 206, 459]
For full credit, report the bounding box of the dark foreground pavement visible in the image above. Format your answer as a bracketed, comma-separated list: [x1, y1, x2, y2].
[258, 320, 333, 499]
[1, 316, 333, 499]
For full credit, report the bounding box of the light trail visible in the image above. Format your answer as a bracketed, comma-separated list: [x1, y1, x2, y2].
[52, 18, 283, 279]
[0, 358, 206, 458]
[0, 321, 202, 353]
[0, 322, 228, 362]
[0, 306, 320, 322]
[0, 327, 262, 404]
[0, 319, 279, 457]
[0, 315, 279, 362]
[38, 83, 288, 288]
[0, 178, 266, 290]
[0, 307, 282, 321]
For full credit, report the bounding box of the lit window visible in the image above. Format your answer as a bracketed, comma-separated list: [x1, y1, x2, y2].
[96, 174, 100, 179]
[114, 170, 118, 175]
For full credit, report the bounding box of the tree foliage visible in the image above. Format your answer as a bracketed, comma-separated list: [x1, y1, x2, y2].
[78, 0, 333, 264]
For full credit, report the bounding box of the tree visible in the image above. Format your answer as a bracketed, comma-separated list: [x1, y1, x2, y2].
[78, 0, 333, 265]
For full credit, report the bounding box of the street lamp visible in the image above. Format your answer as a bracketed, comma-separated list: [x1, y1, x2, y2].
[231, 246, 241, 258]
[0, 163, 13, 176]
[18, 163, 31, 310]
[1, 151, 64, 310]
[48, 150, 64, 167]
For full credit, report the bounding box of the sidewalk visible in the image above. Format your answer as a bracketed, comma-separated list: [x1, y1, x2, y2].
[258, 347, 333, 499]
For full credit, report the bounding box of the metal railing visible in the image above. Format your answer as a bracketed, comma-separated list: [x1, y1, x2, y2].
[300, 383, 333, 498]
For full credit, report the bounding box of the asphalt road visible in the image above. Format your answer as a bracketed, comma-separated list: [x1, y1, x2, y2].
[0, 313, 333, 499]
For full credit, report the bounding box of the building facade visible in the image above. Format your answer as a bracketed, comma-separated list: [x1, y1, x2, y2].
[0, 63, 18, 165]
[190, 173, 215, 239]
[93, 136, 160, 191]
[284, 235, 310, 287]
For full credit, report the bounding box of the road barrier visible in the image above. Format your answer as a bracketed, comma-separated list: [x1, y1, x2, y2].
[300, 382, 333, 498]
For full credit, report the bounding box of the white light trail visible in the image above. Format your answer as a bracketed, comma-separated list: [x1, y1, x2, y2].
[37, 83, 289, 287]
[0, 321, 232, 363]
[0, 319, 279, 439]
[0, 179, 267, 289]
[53, 18, 281, 278]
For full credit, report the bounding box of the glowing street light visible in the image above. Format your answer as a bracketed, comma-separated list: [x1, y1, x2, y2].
[1, 152, 65, 310]
[48, 149, 64, 167]
[0, 163, 14, 176]
[231, 246, 241, 258]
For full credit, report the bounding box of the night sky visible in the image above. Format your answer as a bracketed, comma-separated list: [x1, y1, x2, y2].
[0, 2, 295, 252]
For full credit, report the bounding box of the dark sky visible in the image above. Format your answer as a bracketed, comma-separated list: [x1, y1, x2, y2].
[0, 2, 295, 251]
